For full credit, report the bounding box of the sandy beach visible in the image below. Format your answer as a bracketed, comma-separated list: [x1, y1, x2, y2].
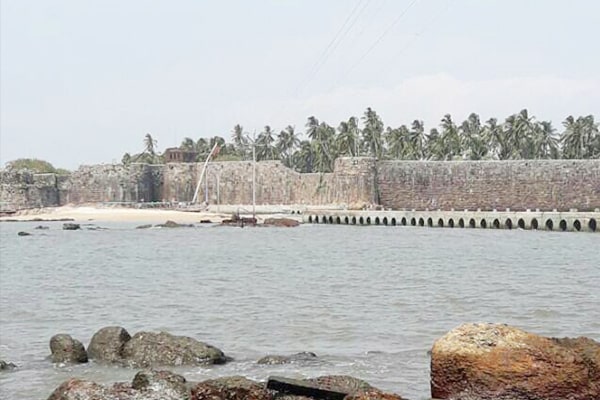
[0, 205, 301, 224]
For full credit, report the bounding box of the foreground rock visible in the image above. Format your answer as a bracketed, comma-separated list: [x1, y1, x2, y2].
[87, 326, 131, 363]
[122, 331, 227, 367]
[262, 218, 300, 227]
[49, 334, 88, 364]
[258, 351, 317, 364]
[17, 231, 31, 236]
[47, 372, 405, 400]
[0, 360, 17, 370]
[431, 323, 600, 400]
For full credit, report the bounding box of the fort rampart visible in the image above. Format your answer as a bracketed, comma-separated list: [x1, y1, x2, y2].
[1, 158, 599, 212]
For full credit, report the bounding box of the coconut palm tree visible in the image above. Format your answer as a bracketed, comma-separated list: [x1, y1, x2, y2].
[385, 126, 408, 160]
[180, 137, 195, 151]
[256, 125, 278, 161]
[336, 117, 360, 157]
[361, 107, 384, 159]
[292, 140, 315, 172]
[277, 125, 300, 167]
[533, 121, 560, 159]
[460, 113, 488, 160]
[438, 114, 461, 160]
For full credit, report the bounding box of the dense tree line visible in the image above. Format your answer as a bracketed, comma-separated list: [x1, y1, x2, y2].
[123, 109, 599, 173]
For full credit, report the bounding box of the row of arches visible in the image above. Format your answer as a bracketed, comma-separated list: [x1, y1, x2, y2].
[307, 215, 597, 232]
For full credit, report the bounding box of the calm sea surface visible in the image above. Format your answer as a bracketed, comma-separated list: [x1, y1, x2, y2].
[0, 221, 599, 399]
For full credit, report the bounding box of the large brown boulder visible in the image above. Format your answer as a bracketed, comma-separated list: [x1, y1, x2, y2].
[430, 323, 600, 400]
[87, 326, 131, 363]
[47, 379, 110, 400]
[121, 331, 227, 367]
[49, 334, 88, 364]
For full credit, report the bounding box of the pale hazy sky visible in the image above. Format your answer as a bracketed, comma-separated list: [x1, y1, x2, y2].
[1, 0, 599, 169]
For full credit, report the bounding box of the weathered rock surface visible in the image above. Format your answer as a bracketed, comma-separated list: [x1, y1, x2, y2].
[62, 223, 81, 230]
[192, 377, 271, 400]
[258, 352, 317, 365]
[87, 326, 131, 363]
[49, 334, 88, 364]
[0, 360, 17, 370]
[430, 323, 600, 400]
[122, 331, 227, 367]
[262, 218, 300, 227]
[131, 369, 189, 397]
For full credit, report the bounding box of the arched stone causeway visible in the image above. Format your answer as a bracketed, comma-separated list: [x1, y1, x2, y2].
[352, 216, 357, 225]
[427, 217, 433, 227]
[531, 218, 539, 230]
[518, 218, 525, 229]
[589, 218, 597, 232]
[545, 219, 553, 231]
[359, 216, 364, 225]
[480, 219, 487, 228]
[559, 219, 567, 231]
[375, 217, 380, 225]
[382, 217, 388, 226]
[505, 219, 513, 229]
[328, 216, 334, 224]
[458, 218, 465, 228]
[401, 217, 406, 226]
[335, 216, 341, 224]
[437, 218, 444, 227]
[493, 219, 500, 229]
[366, 216, 371, 225]
[469, 218, 476, 228]
[391, 217, 397, 226]
[344, 216, 349, 224]
[448, 218, 455, 228]
[410, 217, 416, 226]
[418, 218, 425, 226]
[574, 220, 581, 231]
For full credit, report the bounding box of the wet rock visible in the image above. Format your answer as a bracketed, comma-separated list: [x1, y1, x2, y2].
[47, 378, 109, 400]
[17, 231, 31, 236]
[199, 219, 212, 224]
[344, 390, 405, 400]
[0, 360, 17, 370]
[47, 371, 192, 400]
[192, 377, 272, 400]
[121, 331, 227, 367]
[155, 220, 193, 228]
[258, 352, 317, 365]
[430, 323, 600, 400]
[49, 334, 88, 364]
[132, 369, 189, 396]
[87, 326, 131, 363]
[62, 223, 81, 230]
[306, 376, 374, 394]
[262, 218, 300, 227]
[35, 225, 49, 230]
[136, 224, 153, 229]
[267, 376, 404, 400]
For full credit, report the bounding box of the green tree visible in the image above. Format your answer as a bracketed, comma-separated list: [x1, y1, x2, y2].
[256, 125, 278, 161]
[277, 125, 300, 168]
[361, 107, 384, 159]
[336, 117, 360, 157]
[180, 137, 195, 151]
[534, 121, 560, 159]
[292, 140, 315, 172]
[231, 124, 249, 158]
[460, 113, 488, 160]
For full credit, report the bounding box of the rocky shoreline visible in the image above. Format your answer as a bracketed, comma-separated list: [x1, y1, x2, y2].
[3, 323, 598, 400]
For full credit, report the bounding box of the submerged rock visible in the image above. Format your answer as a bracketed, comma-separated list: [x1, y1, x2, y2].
[49, 334, 88, 364]
[155, 220, 193, 228]
[87, 326, 131, 363]
[136, 224, 153, 229]
[0, 360, 17, 371]
[35, 225, 50, 230]
[17, 231, 31, 236]
[430, 323, 600, 400]
[192, 377, 271, 400]
[121, 331, 227, 367]
[62, 223, 81, 230]
[262, 218, 300, 227]
[258, 351, 317, 365]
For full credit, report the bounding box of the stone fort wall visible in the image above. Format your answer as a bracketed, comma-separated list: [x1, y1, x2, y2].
[1, 158, 599, 212]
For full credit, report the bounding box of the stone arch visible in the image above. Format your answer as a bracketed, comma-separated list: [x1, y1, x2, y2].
[589, 218, 597, 232]
[505, 218, 513, 229]
[366, 216, 371, 225]
[401, 217, 407, 226]
[335, 216, 341, 224]
[375, 217, 380, 225]
[359, 216, 364, 225]
[410, 217, 416, 226]
[458, 218, 465, 228]
[545, 219, 553, 231]
[559, 219, 567, 231]
[448, 218, 455, 228]
[344, 216, 349, 224]
[493, 219, 500, 229]
[574, 220, 581, 231]
[437, 218, 444, 227]
[469, 218, 476, 228]
[427, 217, 433, 227]
[352, 216, 357, 225]
[328, 216, 334, 224]
[480, 219, 487, 228]
[391, 218, 397, 226]
[418, 217, 425, 226]
[382, 217, 388, 226]
[518, 218, 525, 229]
[531, 218, 539, 230]
[308, 215, 313, 223]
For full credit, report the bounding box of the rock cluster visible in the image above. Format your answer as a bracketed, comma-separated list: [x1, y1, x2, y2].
[430, 323, 600, 400]
[50, 327, 228, 367]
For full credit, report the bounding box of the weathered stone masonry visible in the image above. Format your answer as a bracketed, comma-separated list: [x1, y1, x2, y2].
[1, 158, 599, 212]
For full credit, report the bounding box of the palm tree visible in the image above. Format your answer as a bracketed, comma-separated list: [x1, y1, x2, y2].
[460, 113, 488, 160]
[180, 137, 195, 151]
[533, 121, 560, 159]
[361, 107, 384, 159]
[336, 117, 360, 157]
[486, 117, 509, 160]
[385, 126, 408, 159]
[561, 116, 583, 159]
[256, 125, 278, 161]
[403, 120, 425, 160]
[439, 114, 461, 160]
[231, 124, 249, 158]
[277, 125, 300, 167]
[292, 140, 315, 172]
